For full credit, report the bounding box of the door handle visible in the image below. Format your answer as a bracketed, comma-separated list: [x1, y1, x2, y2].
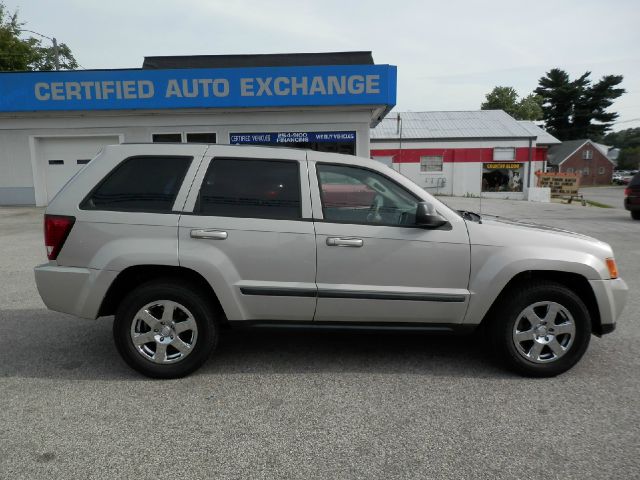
[190, 229, 228, 240]
[326, 237, 363, 247]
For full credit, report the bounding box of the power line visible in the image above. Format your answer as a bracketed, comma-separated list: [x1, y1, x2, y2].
[613, 117, 640, 125]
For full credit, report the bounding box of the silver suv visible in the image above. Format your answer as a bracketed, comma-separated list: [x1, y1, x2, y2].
[35, 144, 628, 378]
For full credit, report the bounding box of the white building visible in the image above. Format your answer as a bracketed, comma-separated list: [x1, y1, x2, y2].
[370, 111, 560, 199]
[0, 52, 396, 206]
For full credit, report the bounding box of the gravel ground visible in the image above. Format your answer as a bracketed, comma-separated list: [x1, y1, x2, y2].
[0, 200, 638, 480]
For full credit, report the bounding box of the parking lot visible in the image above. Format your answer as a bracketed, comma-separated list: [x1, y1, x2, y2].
[1, 193, 639, 479]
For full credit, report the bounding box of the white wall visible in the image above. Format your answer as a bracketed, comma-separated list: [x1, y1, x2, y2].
[0, 107, 374, 205]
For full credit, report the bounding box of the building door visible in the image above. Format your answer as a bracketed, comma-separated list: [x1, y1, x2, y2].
[38, 136, 120, 203]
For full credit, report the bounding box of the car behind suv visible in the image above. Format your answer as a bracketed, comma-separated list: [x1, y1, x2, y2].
[35, 144, 628, 378]
[624, 172, 640, 220]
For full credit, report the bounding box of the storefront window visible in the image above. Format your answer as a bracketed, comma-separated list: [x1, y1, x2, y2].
[482, 163, 524, 192]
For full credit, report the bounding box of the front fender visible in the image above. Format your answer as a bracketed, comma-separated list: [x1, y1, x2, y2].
[463, 245, 607, 325]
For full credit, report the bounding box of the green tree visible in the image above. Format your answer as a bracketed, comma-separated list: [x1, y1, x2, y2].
[535, 68, 624, 141]
[0, 3, 77, 71]
[616, 147, 640, 170]
[603, 127, 640, 170]
[480, 86, 543, 120]
[603, 127, 640, 150]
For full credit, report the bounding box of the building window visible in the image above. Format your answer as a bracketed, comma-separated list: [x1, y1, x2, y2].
[482, 163, 523, 192]
[186, 133, 217, 143]
[197, 159, 301, 220]
[152, 133, 182, 143]
[583, 167, 589, 176]
[152, 132, 217, 143]
[420, 155, 443, 172]
[81, 156, 192, 212]
[583, 149, 593, 160]
[493, 147, 515, 161]
[599, 166, 606, 175]
[567, 168, 574, 174]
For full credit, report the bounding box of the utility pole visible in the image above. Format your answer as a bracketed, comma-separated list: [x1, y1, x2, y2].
[52, 37, 60, 71]
[20, 29, 61, 70]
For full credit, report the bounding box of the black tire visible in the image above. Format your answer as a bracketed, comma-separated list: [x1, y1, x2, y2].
[488, 281, 591, 377]
[113, 279, 219, 379]
[631, 211, 640, 220]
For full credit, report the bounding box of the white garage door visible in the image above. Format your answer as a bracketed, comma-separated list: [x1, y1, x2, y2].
[39, 136, 120, 203]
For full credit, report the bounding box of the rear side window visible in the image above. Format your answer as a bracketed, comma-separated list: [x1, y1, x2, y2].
[631, 173, 640, 187]
[81, 156, 191, 212]
[197, 158, 301, 220]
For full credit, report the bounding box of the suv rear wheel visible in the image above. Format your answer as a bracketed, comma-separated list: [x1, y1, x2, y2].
[489, 281, 591, 377]
[113, 280, 218, 378]
[631, 211, 640, 220]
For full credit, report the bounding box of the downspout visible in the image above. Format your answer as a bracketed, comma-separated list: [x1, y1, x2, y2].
[527, 138, 534, 189]
[397, 113, 403, 174]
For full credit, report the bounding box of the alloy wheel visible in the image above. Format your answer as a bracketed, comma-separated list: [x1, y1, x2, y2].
[129, 300, 198, 364]
[512, 301, 576, 364]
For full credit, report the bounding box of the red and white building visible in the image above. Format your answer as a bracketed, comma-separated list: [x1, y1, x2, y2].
[370, 111, 560, 199]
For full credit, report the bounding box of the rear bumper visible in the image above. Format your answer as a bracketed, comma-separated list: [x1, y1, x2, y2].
[34, 263, 118, 319]
[589, 277, 628, 335]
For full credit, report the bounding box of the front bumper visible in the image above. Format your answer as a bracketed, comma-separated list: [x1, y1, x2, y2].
[34, 263, 118, 319]
[589, 277, 628, 335]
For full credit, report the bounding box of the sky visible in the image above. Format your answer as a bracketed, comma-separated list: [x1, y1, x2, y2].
[6, 0, 640, 131]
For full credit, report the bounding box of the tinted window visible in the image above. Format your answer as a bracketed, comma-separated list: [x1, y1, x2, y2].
[317, 164, 418, 226]
[198, 159, 301, 220]
[186, 133, 216, 143]
[82, 156, 191, 212]
[631, 173, 640, 187]
[152, 133, 181, 143]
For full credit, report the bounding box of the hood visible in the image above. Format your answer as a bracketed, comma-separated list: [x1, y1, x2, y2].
[464, 214, 613, 259]
[482, 215, 598, 241]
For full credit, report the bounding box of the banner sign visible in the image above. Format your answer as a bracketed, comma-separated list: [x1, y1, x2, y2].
[485, 163, 522, 169]
[0, 65, 396, 112]
[230, 131, 356, 145]
[536, 172, 580, 195]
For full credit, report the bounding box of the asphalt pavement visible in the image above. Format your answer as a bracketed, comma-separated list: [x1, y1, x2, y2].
[580, 185, 628, 209]
[1, 199, 639, 479]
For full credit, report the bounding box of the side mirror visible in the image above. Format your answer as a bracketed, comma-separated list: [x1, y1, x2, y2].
[415, 202, 448, 229]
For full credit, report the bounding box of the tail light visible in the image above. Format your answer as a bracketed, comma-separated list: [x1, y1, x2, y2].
[44, 214, 75, 260]
[624, 187, 631, 197]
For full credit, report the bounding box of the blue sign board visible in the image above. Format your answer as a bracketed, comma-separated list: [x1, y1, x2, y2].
[0, 65, 396, 112]
[230, 131, 356, 145]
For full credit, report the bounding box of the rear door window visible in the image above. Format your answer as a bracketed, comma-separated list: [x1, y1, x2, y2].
[197, 158, 301, 220]
[81, 156, 192, 212]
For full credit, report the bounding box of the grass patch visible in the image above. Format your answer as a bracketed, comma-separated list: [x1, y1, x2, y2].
[584, 199, 614, 208]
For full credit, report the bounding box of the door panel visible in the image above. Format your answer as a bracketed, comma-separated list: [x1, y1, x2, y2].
[309, 158, 471, 324]
[179, 150, 316, 322]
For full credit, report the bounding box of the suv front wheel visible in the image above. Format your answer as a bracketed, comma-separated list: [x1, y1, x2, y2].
[113, 280, 219, 378]
[489, 281, 592, 377]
